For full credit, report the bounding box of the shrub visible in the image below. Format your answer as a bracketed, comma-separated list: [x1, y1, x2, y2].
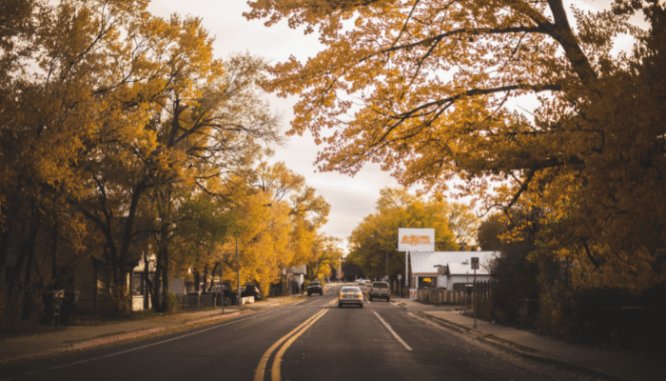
[165, 290, 178, 312]
[536, 283, 666, 353]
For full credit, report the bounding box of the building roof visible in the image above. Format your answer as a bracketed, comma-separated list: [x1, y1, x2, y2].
[410, 251, 498, 274]
[446, 262, 491, 276]
[290, 265, 307, 274]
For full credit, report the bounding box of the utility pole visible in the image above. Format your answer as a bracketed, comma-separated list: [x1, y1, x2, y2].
[471, 257, 479, 329]
[236, 239, 241, 307]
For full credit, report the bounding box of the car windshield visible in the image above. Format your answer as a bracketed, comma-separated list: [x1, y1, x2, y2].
[341, 287, 360, 293]
[372, 283, 388, 288]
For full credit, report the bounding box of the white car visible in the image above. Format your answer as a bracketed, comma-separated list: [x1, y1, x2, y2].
[338, 286, 364, 308]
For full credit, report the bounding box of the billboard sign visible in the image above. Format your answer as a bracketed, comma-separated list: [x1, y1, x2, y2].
[398, 228, 435, 252]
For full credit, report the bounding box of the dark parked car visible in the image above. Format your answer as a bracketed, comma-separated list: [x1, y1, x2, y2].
[307, 281, 323, 296]
[209, 284, 236, 306]
[241, 284, 261, 300]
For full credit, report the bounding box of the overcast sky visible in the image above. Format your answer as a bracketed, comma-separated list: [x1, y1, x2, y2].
[148, 1, 403, 253]
[147, 1, 645, 253]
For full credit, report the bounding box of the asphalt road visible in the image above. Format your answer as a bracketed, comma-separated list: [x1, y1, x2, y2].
[0, 284, 608, 381]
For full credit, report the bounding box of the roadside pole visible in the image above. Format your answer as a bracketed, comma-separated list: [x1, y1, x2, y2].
[236, 239, 241, 307]
[405, 251, 409, 298]
[397, 273, 402, 298]
[221, 266, 225, 315]
[471, 257, 479, 329]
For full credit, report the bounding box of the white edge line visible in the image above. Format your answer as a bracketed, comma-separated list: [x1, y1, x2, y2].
[372, 310, 412, 351]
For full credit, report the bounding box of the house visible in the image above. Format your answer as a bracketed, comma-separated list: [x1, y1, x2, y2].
[410, 251, 498, 289]
[287, 265, 306, 293]
[438, 261, 492, 291]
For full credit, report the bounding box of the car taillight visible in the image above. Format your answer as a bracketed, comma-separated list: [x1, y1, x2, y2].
[339, 293, 344, 298]
[356, 293, 363, 298]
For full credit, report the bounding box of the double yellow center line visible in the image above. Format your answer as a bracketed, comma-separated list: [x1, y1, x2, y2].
[254, 300, 335, 381]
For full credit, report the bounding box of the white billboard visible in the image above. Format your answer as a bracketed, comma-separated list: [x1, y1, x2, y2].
[398, 228, 435, 252]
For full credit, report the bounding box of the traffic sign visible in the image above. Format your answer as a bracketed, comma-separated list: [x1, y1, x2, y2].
[471, 257, 479, 270]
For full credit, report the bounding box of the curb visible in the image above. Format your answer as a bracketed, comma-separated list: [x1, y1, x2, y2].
[413, 311, 625, 381]
[73, 327, 166, 349]
[73, 310, 244, 350]
[1, 310, 250, 364]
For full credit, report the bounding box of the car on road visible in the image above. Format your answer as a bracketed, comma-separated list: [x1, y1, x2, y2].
[307, 281, 323, 296]
[368, 281, 390, 302]
[338, 286, 363, 308]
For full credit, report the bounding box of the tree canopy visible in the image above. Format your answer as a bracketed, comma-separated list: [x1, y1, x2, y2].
[0, 0, 334, 324]
[346, 187, 471, 280]
[246, 0, 666, 290]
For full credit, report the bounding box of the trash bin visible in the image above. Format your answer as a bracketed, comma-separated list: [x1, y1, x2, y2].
[60, 290, 79, 326]
[41, 290, 65, 326]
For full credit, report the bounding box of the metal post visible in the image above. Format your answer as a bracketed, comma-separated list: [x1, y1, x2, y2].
[143, 252, 149, 310]
[398, 274, 402, 298]
[386, 248, 389, 280]
[473, 268, 477, 329]
[405, 251, 409, 290]
[220, 264, 224, 314]
[236, 238, 241, 307]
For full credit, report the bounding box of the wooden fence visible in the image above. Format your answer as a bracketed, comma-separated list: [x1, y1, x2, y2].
[416, 281, 495, 321]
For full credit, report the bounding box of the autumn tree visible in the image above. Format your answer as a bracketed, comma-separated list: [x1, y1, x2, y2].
[347, 188, 459, 281]
[478, 210, 542, 324]
[0, 0, 150, 320]
[254, 161, 331, 287]
[1, 0, 281, 320]
[246, 0, 666, 290]
[306, 236, 343, 282]
[137, 47, 279, 311]
[68, 7, 278, 312]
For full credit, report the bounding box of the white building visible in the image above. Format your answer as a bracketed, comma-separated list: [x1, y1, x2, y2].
[439, 261, 492, 291]
[410, 251, 498, 289]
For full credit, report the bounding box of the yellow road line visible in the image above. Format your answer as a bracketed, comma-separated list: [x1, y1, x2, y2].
[254, 309, 327, 381]
[271, 309, 328, 381]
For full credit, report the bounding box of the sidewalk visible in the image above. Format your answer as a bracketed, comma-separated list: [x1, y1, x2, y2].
[393, 297, 665, 381]
[0, 296, 305, 364]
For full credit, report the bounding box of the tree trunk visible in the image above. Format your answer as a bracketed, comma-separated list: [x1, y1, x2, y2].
[116, 181, 147, 299]
[51, 220, 59, 286]
[0, 187, 22, 270]
[161, 257, 169, 311]
[151, 256, 163, 311]
[208, 263, 219, 291]
[143, 252, 150, 309]
[202, 264, 209, 292]
[21, 207, 41, 320]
